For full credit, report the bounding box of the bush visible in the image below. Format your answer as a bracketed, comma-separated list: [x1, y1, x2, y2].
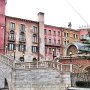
[76, 81, 90, 88]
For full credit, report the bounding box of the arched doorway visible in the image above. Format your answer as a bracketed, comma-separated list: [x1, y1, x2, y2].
[67, 45, 77, 56]
[84, 66, 90, 73]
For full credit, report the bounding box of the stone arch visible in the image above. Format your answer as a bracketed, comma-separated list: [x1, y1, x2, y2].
[83, 65, 90, 73]
[66, 43, 78, 56]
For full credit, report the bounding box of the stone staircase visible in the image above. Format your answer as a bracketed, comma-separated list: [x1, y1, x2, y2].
[0, 54, 80, 90]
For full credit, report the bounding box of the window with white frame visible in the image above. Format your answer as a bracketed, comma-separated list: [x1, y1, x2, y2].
[32, 34, 37, 43]
[10, 22, 15, 31]
[19, 44, 26, 52]
[32, 46, 38, 53]
[33, 26, 37, 33]
[8, 43, 15, 51]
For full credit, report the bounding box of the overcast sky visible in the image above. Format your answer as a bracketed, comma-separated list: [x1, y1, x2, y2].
[6, 0, 90, 29]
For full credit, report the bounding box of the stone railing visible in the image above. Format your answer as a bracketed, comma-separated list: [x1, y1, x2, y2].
[0, 54, 13, 67]
[71, 73, 90, 87]
[14, 61, 78, 72]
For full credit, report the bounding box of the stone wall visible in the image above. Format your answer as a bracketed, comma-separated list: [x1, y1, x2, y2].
[13, 68, 70, 90]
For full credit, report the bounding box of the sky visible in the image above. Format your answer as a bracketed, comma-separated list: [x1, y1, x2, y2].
[6, 0, 90, 29]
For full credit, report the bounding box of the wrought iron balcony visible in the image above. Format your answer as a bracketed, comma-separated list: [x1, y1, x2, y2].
[8, 34, 16, 41]
[19, 36, 26, 42]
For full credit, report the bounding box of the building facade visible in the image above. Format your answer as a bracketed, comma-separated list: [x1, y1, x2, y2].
[79, 28, 90, 42]
[0, 0, 6, 54]
[44, 25, 62, 60]
[5, 13, 45, 62]
[0, 0, 81, 62]
[61, 27, 80, 56]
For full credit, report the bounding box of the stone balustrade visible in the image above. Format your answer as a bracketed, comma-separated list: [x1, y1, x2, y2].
[0, 54, 79, 73]
[14, 61, 78, 72]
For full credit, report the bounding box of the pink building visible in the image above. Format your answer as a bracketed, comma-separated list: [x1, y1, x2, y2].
[0, 0, 6, 54]
[44, 25, 62, 60]
[79, 28, 90, 41]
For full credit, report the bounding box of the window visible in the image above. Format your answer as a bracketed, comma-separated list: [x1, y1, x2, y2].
[67, 33, 69, 37]
[33, 26, 37, 33]
[54, 31, 56, 36]
[67, 40, 69, 44]
[32, 34, 37, 43]
[8, 33, 15, 40]
[64, 41, 66, 45]
[64, 32, 69, 37]
[54, 39, 56, 45]
[49, 30, 51, 35]
[49, 48, 51, 53]
[8, 43, 15, 51]
[58, 31, 60, 36]
[73, 34, 75, 38]
[10, 22, 15, 30]
[32, 46, 38, 53]
[19, 44, 26, 51]
[44, 29, 47, 34]
[76, 35, 78, 38]
[45, 38, 47, 44]
[64, 32, 66, 37]
[45, 47, 47, 54]
[20, 24, 25, 32]
[74, 34, 78, 38]
[19, 35, 26, 42]
[49, 39, 51, 44]
[58, 40, 60, 45]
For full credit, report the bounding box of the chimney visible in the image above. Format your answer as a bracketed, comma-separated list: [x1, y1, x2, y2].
[38, 12, 44, 23]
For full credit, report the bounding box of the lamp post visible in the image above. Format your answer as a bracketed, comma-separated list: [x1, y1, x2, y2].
[22, 52, 25, 62]
[69, 51, 72, 62]
[5, 45, 7, 54]
[52, 49, 55, 60]
[14, 49, 16, 60]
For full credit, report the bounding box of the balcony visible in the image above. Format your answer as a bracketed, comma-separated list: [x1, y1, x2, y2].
[19, 36, 26, 43]
[80, 37, 87, 41]
[8, 34, 16, 41]
[45, 42, 61, 47]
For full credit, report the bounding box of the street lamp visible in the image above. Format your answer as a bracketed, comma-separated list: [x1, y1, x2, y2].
[22, 52, 25, 62]
[52, 49, 55, 60]
[5, 45, 7, 54]
[14, 49, 16, 60]
[69, 51, 72, 62]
